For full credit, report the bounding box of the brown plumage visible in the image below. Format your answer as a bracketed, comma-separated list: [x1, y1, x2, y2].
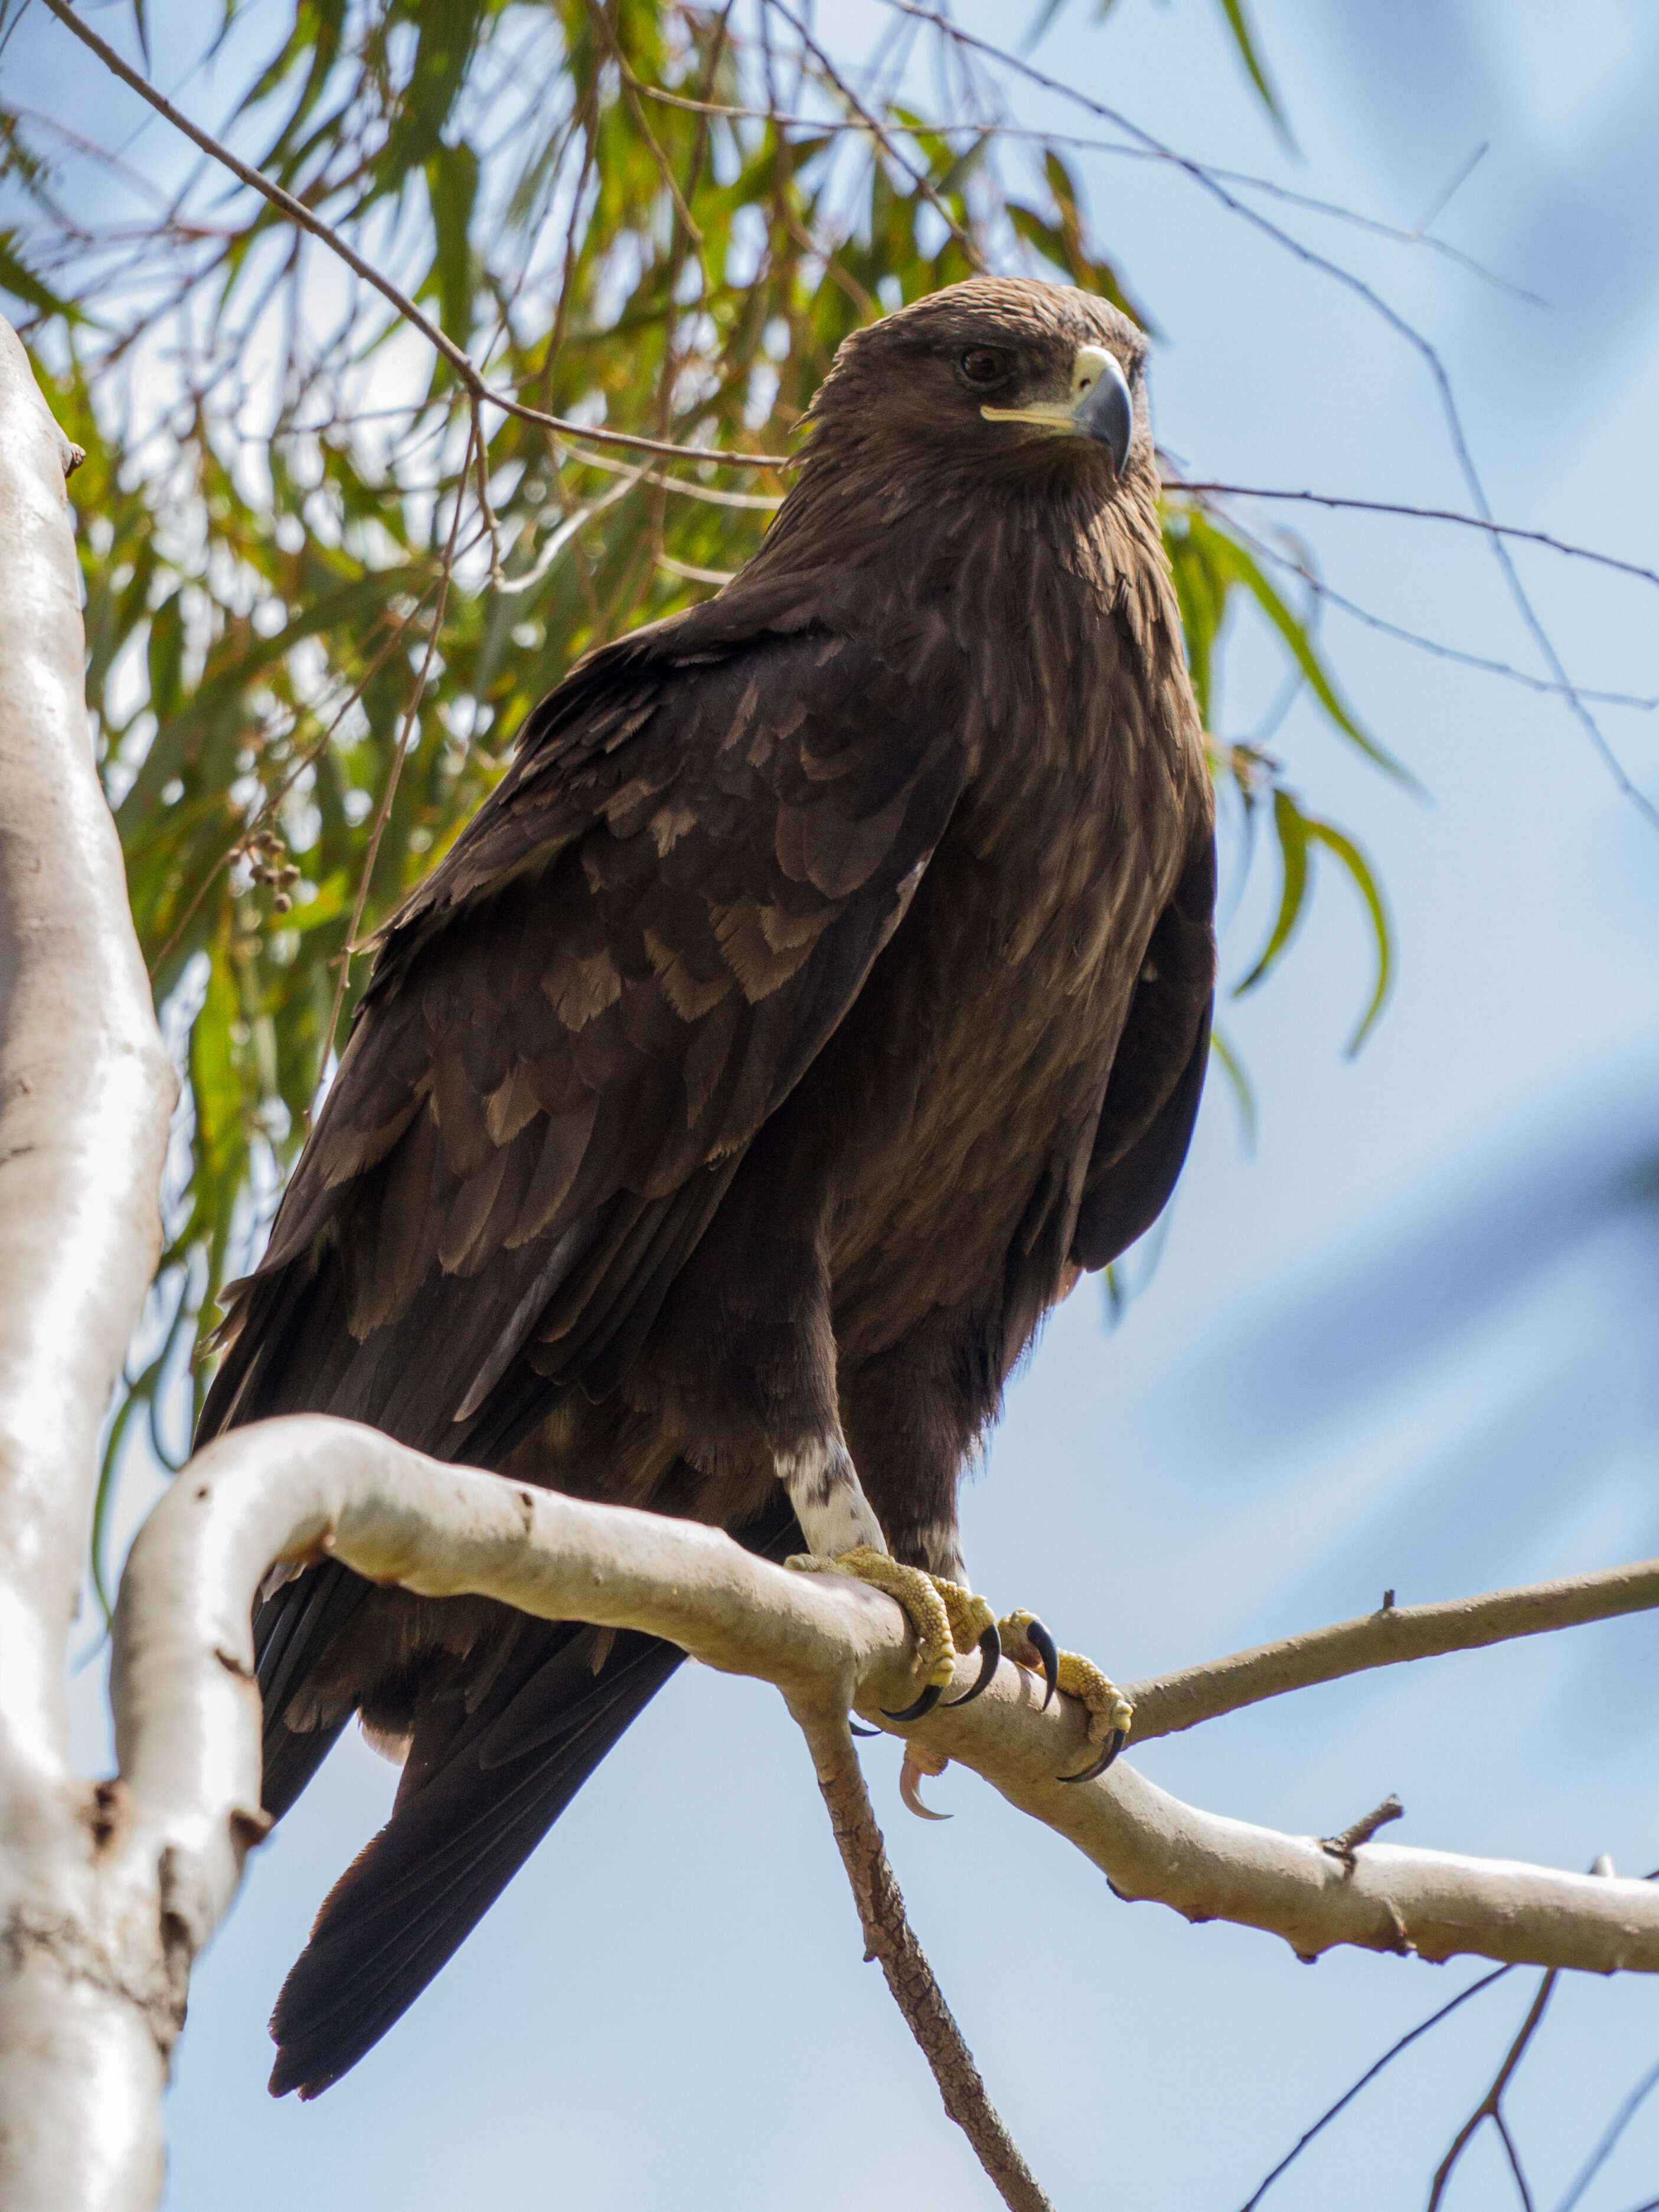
[199, 276, 1216, 2098]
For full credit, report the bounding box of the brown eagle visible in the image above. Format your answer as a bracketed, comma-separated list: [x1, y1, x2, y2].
[200, 275, 1216, 2099]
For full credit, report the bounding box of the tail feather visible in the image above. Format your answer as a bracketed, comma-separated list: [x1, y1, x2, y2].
[266, 1501, 799, 2099]
[269, 1622, 680, 2099]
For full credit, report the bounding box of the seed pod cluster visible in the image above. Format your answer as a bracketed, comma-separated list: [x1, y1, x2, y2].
[243, 825, 302, 915]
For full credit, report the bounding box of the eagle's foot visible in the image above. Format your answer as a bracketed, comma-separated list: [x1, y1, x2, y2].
[786, 1547, 1000, 1721]
[998, 1609, 1134, 1782]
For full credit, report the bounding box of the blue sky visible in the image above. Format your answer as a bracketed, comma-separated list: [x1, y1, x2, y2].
[30, 0, 1659, 2203]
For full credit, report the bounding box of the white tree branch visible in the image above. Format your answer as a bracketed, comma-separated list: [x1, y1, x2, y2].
[112, 1416, 1659, 2054]
[0, 320, 178, 2210]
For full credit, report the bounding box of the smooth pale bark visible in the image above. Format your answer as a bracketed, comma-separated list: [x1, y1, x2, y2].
[0, 322, 178, 2208]
[119, 1420, 1659, 1999]
[1122, 1560, 1659, 1741]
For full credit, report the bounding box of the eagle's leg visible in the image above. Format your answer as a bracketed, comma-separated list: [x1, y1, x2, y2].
[999, 1609, 1135, 1780]
[778, 1439, 999, 1721]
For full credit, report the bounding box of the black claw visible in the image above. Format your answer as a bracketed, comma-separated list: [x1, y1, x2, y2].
[848, 1720, 881, 1737]
[1026, 1616, 1060, 1710]
[882, 1681, 946, 1723]
[945, 1620, 1001, 1708]
[1059, 1726, 1128, 1784]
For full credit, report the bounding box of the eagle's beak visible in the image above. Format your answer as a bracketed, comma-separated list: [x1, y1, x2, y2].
[980, 344, 1135, 476]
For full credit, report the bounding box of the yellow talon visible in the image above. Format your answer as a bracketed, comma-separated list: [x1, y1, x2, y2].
[1054, 1649, 1135, 1750]
[999, 1607, 1134, 1754]
[786, 1545, 957, 1691]
[936, 1580, 997, 1655]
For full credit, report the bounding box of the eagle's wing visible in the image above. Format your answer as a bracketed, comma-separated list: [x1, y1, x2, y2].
[1070, 831, 1216, 1270]
[201, 620, 968, 1462]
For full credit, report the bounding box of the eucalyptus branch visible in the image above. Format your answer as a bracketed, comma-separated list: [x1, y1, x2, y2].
[115, 1422, 1659, 2003]
[1123, 1558, 1659, 1741]
[793, 1708, 1055, 2212]
[0, 318, 178, 2212]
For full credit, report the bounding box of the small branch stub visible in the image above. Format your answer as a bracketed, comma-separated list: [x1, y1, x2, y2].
[1322, 1793, 1405, 1870]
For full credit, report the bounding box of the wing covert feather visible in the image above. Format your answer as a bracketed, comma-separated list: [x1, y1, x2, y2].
[204, 623, 967, 1456]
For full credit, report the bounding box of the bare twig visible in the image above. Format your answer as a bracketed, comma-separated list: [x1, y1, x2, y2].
[795, 1710, 1055, 2212]
[1427, 1969, 1557, 2211]
[1219, 517, 1657, 710]
[1173, 482, 1659, 596]
[1238, 1963, 1517, 2211]
[657, 549, 737, 586]
[1555, 2047, 1659, 2211]
[315, 422, 474, 1098]
[1322, 1794, 1404, 1868]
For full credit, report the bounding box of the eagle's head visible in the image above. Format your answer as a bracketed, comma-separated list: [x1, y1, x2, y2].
[804, 275, 1149, 492]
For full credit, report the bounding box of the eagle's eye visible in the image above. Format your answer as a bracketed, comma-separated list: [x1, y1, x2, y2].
[958, 347, 1014, 388]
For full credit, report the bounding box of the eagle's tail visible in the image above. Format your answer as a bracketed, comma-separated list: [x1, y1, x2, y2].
[268, 1617, 681, 2099]
[266, 1498, 800, 2100]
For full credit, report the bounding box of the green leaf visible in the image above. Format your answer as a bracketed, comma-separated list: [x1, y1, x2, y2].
[1180, 508, 1420, 789]
[1234, 789, 1395, 1054]
[1210, 0, 1293, 141]
[1235, 786, 1309, 996]
[426, 140, 479, 345]
[1304, 814, 1395, 1053]
[0, 231, 90, 325]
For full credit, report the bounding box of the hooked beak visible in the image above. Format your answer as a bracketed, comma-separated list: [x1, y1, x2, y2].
[981, 344, 1135, 476]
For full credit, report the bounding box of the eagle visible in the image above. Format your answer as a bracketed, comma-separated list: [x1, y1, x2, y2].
[200, 275, 1217, 2100]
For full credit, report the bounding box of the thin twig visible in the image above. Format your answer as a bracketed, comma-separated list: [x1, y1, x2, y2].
[1173, 482, 1659, 596]
[1495, 2109, 1538, 2212]
[494, 462, 651, 597]
[1238, 1964, 1516, 2211]
[469, 395, 505, 584]
[585, 2, 703, 247]
[1554, 2049, 1659, 2211]
[314, 423, 474, 1105]
[1322, 1794, 1404, 1868]
[1222, 517, 1657, 710]
[626, 74, 1539, 296]
[795, 1709, 1055, 2212]
[769, 0, 983, 267]
[1426, 1971, 1557, 2211]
